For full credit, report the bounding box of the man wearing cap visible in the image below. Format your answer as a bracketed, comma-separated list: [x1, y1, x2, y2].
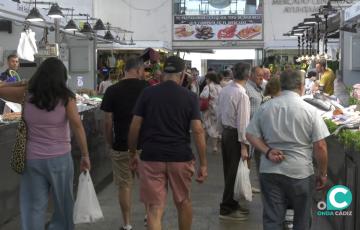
[128, 56, 208, 230]
[101, 57, 147, 230]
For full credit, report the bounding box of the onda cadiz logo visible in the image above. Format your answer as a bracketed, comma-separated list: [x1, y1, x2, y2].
[317, 185, 352, 216]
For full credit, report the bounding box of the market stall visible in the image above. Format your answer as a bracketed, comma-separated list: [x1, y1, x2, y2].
[302, 92, 360, 230]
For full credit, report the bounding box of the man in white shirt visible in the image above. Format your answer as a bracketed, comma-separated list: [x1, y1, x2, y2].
[217, 62, 251, 221]
[246, 69, 329, 230]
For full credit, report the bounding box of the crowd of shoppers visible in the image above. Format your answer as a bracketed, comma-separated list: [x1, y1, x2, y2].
[0, 54, 333, 230]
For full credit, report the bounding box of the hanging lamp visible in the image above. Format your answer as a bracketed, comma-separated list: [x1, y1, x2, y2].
[104, 30, 114, 40]
[65, 19, 78, 31]
[26, 0, 44, 22]
[65, 8, 78, 31]
[93, 19, 106, 30]
[47, 3, 64, 18]
[81, 22, 93, 33]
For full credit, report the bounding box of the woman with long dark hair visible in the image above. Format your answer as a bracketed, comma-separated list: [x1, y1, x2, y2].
[0, 57, 90, 230]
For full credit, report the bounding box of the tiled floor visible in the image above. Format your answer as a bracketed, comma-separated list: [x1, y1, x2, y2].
[75, 151, 264, 230]
[2, 145, 335, 230]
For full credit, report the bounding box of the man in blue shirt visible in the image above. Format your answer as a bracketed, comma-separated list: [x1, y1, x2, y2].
[0, 54, 21, 83]
[0, 54, 21, 113]
[128, 56, 208, 230]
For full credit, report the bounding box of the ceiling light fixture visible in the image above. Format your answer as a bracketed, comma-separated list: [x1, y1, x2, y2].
[80, 21, 93, 33]
[47, 3, 64, 18]
[26, 0, 44, 22]
[65, 8, 78, 31]
[104, 30, 114, 40]
[292, 32, 304, 36]
[303, 17, 322, 24]
[292, 26, 305, 32]
[93, 19, 106, 30]
[297, 23, 312, 29]
[65, 19, 78, 31]
[129, 34, 135, 45]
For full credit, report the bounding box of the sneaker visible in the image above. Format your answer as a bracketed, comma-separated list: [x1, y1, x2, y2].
[219, 210, 248, 221]
[251, 187, 261, 193]
[120, 226, 132, 230]
[237, 206, 250, 214]
[144, 215, 147, 227]
[284, 209, 294, 230]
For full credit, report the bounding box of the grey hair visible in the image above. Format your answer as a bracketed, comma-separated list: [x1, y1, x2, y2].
[233, 62, 251, 80]
[280, 70, 304, 91]
[163, 72, 182, 79]
[124, 57, 144, 72]
[317, 58, 327, 68]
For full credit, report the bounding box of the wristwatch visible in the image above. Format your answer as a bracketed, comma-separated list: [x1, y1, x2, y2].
[265, 148, 272, 159]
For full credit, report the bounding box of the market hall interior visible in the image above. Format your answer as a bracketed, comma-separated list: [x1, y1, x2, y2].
[1, 0, 360, 230]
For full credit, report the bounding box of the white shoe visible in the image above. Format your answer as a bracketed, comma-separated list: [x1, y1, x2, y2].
[252, 187, 261, 193]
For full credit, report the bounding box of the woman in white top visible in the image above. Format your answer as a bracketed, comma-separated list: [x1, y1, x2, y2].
[200, 72, 222, 153]
[98, 73, 119, 95]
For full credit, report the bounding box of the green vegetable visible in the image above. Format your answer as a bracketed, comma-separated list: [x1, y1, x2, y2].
[325, 119, 360, 152]
[324, 119, 338, 133]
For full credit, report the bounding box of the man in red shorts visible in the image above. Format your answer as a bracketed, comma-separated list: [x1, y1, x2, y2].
[128, 56, 208, 230]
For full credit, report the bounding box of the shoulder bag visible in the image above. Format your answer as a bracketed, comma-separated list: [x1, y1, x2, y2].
[200, 85, 211, 111]
[10, 90, 27, 174]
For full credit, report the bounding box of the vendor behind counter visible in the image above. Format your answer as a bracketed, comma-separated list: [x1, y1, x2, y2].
[0, 54, 22, 114]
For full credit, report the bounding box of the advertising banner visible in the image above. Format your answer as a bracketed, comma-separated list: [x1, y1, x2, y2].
[173, 14, 263, 41]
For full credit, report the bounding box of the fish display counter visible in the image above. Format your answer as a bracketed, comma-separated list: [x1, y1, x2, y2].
[302, 94, 360, 230]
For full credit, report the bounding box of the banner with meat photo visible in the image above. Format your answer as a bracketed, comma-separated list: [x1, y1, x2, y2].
[173, 14, 263, 41]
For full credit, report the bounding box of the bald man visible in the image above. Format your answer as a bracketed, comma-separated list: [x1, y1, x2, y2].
[261, 67, 271, 91]
[245, 66, 265, 193]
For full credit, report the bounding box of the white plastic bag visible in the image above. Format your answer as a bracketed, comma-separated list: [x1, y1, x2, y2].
[233, 160, 252, 202]
[73, 170, 104, 224]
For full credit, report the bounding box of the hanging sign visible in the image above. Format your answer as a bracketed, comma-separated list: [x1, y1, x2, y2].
[0, 1, 31, 16]
[272, 0, 354, 13]
[345, 1, 360, 22]
[173, 14, 263, 41]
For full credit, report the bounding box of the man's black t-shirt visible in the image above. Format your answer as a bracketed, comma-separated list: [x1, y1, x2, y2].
[133, 80, 201, 162]
[100, 79, 147, 151]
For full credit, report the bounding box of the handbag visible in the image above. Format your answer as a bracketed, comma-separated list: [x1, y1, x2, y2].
[199, 86, 211, 111]
[10, 90, 27, 174]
